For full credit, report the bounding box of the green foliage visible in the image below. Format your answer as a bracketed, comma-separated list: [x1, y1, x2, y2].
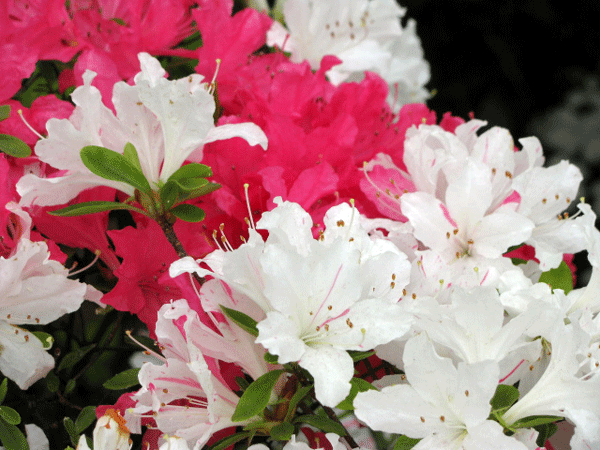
[14, 60, 60, 107]
[0, 105, 10, 121]
[169, 163, 213, 180]
[264, 352, 279, 364]
[57, 343, 96, 372]
[220, 306, 259, 337]
[539, 261, 574, 293]
[513, 415, 563, 429]
[160, 163, 220, 210]
[122, 142, 143, 172]
[348, 350, 375, 362]
[336, 378, 378, 411]
[284, 385, 313, 422]
[0, 134, 31, 158]
[0, 407, 20, 426]
[293, 413, 347, 436]
[231, 370, 284, 422]
[209, 431, 251, 450]
[103, 368, 141, 390]
[63, 417, 79, 448]
[393, 435, 421, 450]
[170, 203, 206, 222]
[270, 422, 295, 440]
[0, 379, 7, 404]
[32, 331, 54, 349]
[49, 201, 147, 217]
[45, 371, 60, 393]
[0, 418, 28, 450]
[75, 406, 97, 434]
[490, 384, 520, 414]
[80, 145, 152, 194]
[535, 422, 558, 447]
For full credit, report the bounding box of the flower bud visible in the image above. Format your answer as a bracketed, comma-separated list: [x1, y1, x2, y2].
[84, 409, 132, 450]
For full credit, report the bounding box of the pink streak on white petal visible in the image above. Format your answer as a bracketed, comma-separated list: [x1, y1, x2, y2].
[311, 264, 344, 324]
[499, 359, 525, 383]
[439, 203, 458, 228]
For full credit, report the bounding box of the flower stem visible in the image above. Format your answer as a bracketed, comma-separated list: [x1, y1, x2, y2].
[155, 213, 205, 285]
[156, 214, 188, 259]
[321, 405, 359, 449]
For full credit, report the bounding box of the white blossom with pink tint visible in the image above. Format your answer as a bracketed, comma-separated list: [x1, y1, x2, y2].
[17, 53, 267, 207]
[171, 198, 413, 407]
[131, 300, 251, 448]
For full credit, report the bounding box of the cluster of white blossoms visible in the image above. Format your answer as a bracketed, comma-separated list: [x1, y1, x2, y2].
[266, 0, 430, 109]
[131, 120, 600, 450]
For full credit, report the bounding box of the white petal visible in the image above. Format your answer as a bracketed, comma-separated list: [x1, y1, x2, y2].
[298, 346, 354, 407]
[256, 311, 305, 363]
[204, 122, 268, 150]
[0, 322, 55, 390]
[354, 383, 439, 437]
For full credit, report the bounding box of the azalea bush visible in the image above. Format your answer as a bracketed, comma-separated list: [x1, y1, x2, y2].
[0, 1, 598, 450]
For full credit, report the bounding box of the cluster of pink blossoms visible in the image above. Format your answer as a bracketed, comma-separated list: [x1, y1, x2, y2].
[1, 1, 598, 450]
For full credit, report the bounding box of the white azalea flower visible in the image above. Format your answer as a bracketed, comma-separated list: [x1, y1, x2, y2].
[171, 198, 413, 406]
[17, 53, 267, 206]
[354, 334, 528, 450]
[267, 0, 430, 108]
[512, 160, 585, 269]
[0, 238, 94, 389]
[131, 300, 249, 448]
[503, 323, 600, 448]
[415, 287, 544, 384]
[249, 432, 351, 450]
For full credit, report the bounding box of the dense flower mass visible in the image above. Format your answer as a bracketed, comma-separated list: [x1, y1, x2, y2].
[0, 1, 596, 450]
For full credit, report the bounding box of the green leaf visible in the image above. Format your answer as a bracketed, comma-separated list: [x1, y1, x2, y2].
[176, 181, 221, 202]
[0, 407, 20, 426]
[270, 422, 294, 440]
[46, 371, 60, 393]
[513, 415, 563, 429]
[75, 406, 97, 434]
[264, 352, 279, 365]
[208, 431, 251, 450]
[32, 331, 54, 349]
[0, 379, 7, 404]
[65, 379, 77, 395]
[80, 145, 152, 194]
[103, 368, 141, 390]
[393, 435, 421, 450]
[535, 422, 558, 447]
[0, 135, 31, 158]
[63, 417, 79, 447]
[170, 203, 206, 222]
[293, 414, 347, 436]
[167, 163, 213, 181]
[159, 180, 181, 209]
[49, 201, 147, 217]
[284, 385, 313, 422]
[0, 418, 28, 450]
[220, 306, 259, 337]
[0, 105, 10, 122]
[539, 261, 574, 294]
[235, 376, 250, 391]
[348, 350, 375, 362]
[336, 378, 378, 411]
[490, 384, 519, 413]
[57, 343, 96, 372]
[122, 142, 143, 172]
[231, 370, 284, 422]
